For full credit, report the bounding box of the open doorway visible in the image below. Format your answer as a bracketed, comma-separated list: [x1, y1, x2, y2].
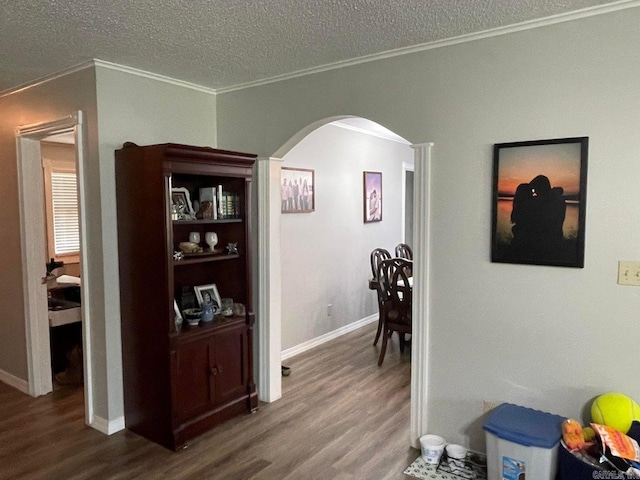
[41, 134, 84, 388]
[256, 116, 433, 446]
[15, 112, 93, 424]
[278, 118, 413, 360]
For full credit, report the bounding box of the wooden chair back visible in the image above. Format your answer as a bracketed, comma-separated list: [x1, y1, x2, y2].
[369, 248, 392, 346]
[376, 257, 413, 366]
[370, 248, 391, 279]
[395, 243, 413, 260]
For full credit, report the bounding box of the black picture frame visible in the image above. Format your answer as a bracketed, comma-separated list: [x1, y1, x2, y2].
[281, 167, 315, 213]
[491, 137, 588, 268]
[364, 171, 382, 223]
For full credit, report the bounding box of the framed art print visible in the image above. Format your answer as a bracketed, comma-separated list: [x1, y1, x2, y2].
[364, 171, 382, 223]
[281, 167, 314, 213]
[491, 137, 588, 267]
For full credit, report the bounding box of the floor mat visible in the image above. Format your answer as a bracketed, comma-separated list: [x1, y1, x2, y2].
[404, 453, 487, 480]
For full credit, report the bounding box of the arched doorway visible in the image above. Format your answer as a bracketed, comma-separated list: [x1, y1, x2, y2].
[255, 115, 433, 445]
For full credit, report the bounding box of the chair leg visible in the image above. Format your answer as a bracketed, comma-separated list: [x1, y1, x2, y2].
[373, 313, 383, 346]
[378, 330, 390, 366]
[399, 332, 405, 353]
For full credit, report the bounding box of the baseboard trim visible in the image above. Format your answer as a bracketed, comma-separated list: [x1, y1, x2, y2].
[0, 369, 29, 394]
[90, 414, 125, 435]
[281, 314, 377, 361]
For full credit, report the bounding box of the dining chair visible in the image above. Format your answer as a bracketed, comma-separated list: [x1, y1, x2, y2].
[370, 248, 391, 346]
[376, 257, 413, 366]
[395, 243, 413, 260]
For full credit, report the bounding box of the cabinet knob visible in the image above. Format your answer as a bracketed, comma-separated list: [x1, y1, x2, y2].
[209, 366, 218, 376]
[218, 365, 223, 374]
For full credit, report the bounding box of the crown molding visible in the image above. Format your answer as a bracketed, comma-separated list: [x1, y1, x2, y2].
[0, 59, 218, 98]
[217, 0, 640, 94]
[0, 61, 95, 98]
[92, 59, 217, 95]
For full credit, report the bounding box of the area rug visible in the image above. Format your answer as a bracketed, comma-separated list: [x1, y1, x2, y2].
[404, 453, 487, 480]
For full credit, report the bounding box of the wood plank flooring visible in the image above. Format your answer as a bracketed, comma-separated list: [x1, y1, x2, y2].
[0, 323, 418, 480]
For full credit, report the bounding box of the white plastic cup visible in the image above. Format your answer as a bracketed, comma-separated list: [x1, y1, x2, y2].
[420, 434, 446, 464]
[446, 444, 467, 472]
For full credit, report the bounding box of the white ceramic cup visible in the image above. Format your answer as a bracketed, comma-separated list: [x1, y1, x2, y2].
[419, 434, 446, 464]
[446, 444, 467, 472]
[205, 231, 218, 251]
[188, 231, 201, 244]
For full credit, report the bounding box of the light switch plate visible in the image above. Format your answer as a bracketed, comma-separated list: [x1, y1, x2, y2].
[618, 261, 640, 286]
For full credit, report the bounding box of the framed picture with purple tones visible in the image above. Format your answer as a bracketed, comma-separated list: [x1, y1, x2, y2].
[364, 171, 382, 223]
[491, 137, 588, 268]
[281, 167, 314, 213]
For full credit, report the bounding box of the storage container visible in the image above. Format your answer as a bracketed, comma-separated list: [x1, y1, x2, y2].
[483, 403, 564, 480]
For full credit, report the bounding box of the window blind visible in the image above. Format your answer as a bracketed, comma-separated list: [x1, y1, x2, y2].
[51, 171, 79, 255]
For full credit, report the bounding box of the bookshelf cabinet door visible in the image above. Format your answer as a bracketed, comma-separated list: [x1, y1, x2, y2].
[174, 337, 213, 421]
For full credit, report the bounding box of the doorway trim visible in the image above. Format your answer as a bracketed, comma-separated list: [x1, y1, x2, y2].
[402, 161, 415, 245]
[256, 120, 433, 446]
[15, 111, 93, 423]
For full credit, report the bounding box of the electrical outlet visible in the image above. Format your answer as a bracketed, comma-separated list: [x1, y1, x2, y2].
[483, 401, 499, 413]
[327, 304, 332, 316]
[618, 261, 640, 286]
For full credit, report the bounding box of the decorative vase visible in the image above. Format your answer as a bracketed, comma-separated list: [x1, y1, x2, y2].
[205, 231, 218, 252]
[201, 301, 214, 322]
[188, 231, 201, 244]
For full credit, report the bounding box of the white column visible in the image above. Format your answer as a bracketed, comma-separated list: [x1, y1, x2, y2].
[410, 142, 434, 447]
[256, 156, 283, 402]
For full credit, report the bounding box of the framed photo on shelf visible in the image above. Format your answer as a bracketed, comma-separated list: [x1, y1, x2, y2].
[171, 187, 196, 220]
[194, 284, 222, 314]
[491, 136, 588, 268]
[281, 167, 314, 213]
[363, 171, 382, 223]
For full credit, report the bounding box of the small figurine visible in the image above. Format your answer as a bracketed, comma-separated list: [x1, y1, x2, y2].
[226, 242, 238, 255]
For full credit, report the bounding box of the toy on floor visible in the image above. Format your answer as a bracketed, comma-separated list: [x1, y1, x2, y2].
[591, 392, 640, 434]
[562, 418, 586, 451]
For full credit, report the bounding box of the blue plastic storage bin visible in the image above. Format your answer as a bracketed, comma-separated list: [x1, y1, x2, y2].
[483, 403, 565, 480]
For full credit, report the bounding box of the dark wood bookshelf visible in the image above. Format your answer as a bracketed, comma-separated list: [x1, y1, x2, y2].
[115, 142, 258, 451]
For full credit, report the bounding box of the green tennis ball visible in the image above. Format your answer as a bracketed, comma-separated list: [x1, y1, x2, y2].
[591, 392, 640, 434]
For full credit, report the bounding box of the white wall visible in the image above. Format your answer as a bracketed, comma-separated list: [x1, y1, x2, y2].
[280, 123, 413, 350]
[217, 7, 640, 450]
[95, 65, 217, 420]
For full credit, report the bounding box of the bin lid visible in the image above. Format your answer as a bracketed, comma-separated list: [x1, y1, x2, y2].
[483, 403, 565, 449]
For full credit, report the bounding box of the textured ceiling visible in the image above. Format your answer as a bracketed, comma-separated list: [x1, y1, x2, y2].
[0, 0, 622, 93]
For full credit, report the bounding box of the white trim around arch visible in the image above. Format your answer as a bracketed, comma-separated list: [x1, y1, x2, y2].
[256, 156, 283, 402]
[256, 131, 434, 447]
[410, 142, 434, 446]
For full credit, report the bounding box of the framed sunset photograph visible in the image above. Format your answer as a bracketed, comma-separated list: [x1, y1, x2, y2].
[364, 171, 382, 223]
[491, 137, 588, 267]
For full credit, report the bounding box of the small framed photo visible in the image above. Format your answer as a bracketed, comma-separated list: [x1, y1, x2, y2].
[364, 171, 382, 223]
[281, 167, 314, 213]
[491, 137, 588, 267]
[194, 284, 222, 314]
[171, 187, 196, 220]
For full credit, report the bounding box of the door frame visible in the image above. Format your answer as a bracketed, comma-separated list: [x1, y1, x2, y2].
[257, 132, 433, 446]
[402, 161, 415, 245]
[15, 111, 93, 423]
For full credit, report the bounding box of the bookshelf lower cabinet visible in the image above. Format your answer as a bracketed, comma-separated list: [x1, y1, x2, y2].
[115, 143, 258, 451]
[171, 322, 254, 448]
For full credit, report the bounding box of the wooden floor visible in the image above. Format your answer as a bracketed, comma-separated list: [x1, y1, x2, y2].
[0, 323, 417, 480]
